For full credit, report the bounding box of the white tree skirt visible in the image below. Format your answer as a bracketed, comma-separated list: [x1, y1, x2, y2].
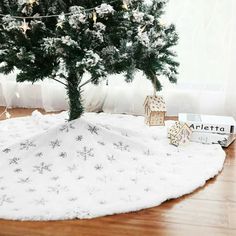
[0, 111, 225, 221]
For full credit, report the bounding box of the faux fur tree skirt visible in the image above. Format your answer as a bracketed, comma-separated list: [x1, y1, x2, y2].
[0, 111, 225, 220]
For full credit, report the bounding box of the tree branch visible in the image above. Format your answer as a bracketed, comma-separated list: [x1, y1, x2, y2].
[51, 77, 68, 87]
[79, 78, 92, 89]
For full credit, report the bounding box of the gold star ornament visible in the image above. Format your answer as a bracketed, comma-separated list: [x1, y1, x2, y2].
[27, 0, 39, 6]
[92, 10, 97, 23]
[20, 19, 30, 35]
[122, 0, 129, 10]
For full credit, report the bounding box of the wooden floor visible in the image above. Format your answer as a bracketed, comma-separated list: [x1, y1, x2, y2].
[0, 107, 236, 236]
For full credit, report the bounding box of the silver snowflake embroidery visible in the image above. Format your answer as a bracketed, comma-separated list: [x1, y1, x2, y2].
[88, 125, 99, 135]
[35, 152, 43, 157]
[99, 201, 106, 205]
[17, 177, 30, 184]
[33, 162, 52, 174]
[76, 135, 83, 141]
[60, 123, 75, 132]
[14, 168, 22, 173]
[2, 148, 11, 153]
[51, 176, 59, 181]
[153, 136, 159, 141]
[59, 152, 67, 158]
[94, 164, 103, 171]
[97, 141, 105, 146]
[121, 132, 129, 137]
[144, 187, 151, 192]
[77, 176, 84, 180]
[0, 194, 13, 206]
[113, 141, 130, 151]
[34, 198, 47, 206]
[118, 187, 126, 191]
[87, 187, 99, 196]
[107, 155, 116, 162]
[130, 177, 138, 184]
[144, 149, 152, 156]
[50, 139, 61, 149]
[67, 164, 77, 173]
[77, 147, 94, 161]
[20, 140, 36, 150]
[48, 184, 68, 195]
[27, 188, 36, 193]
[9, 157, 20, 165]
[72, 208, 91, 218]
[136, 166, 152, 175]
[69, 197, 78, 202]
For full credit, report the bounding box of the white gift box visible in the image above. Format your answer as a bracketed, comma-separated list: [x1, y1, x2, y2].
[178, 113, 236, 147]
[190, 132, 235, 147]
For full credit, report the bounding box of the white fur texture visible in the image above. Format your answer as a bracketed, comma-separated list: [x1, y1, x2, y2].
[0, 111, 225, 220]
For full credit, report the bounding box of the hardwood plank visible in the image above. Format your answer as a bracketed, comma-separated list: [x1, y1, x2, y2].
[216, 165, 236, 183]
[224, 147, 236, 166]
[0, 218, 234, 236]
[0, 107, 61, 121]
[188, 179, 236, 203]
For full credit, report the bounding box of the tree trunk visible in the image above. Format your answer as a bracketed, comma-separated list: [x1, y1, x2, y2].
[67, 73, 84, 121]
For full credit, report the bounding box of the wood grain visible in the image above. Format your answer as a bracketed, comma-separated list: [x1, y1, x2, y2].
[0, 107, 235, 236]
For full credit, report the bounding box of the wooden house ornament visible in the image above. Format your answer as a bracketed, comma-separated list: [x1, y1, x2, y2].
[168, 121, 192, 146]
[144, 95, 166, 126]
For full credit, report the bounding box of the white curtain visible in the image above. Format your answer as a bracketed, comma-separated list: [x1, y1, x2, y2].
[0, 0, 236, 118]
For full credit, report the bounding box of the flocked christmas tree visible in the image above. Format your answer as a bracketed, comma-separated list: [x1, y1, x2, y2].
[0, 0, 179, 121]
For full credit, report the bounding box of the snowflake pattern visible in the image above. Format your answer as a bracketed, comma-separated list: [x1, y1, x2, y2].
[33, 162, 52, 174]
[107, 155, 116, 162]
[88, 125, 99, 135]
[77, 176, 84, 180]
[17, 177, 30, 184]
[0, 194, 13, 206]
[14, 168, 22, 173]
[34, 198, 47, 206]
[27, 188, 36, 193]
[9, 157, 20, 165]
[2, 148, 11, 153]
[77, 147, 94, 161]
[144, 149, 152, 156]
[67, 164, 77, 173]
[94, 164, 103, 171]
[51, 176, 59, 181]
[50, 139, 61, 149]
[20, 140, 36, 150]
[76, 135, 83, 141]
[113, 141, 130, 151]
[60, 123, 75, 132]
[0, 186, 6, 191]
[97, 141, 105, 146]
[0, 113, 222, 221]
[59, 152, 67, 158]
[48, 184, 68, 195]
[35, 152, 43, 157]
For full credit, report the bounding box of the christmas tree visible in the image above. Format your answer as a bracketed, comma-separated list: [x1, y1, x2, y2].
[0, 0, 179, 121]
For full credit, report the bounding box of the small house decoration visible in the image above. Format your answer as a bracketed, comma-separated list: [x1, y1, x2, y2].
[144, 95, 166, 126]
[168, 121, 192, 146]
